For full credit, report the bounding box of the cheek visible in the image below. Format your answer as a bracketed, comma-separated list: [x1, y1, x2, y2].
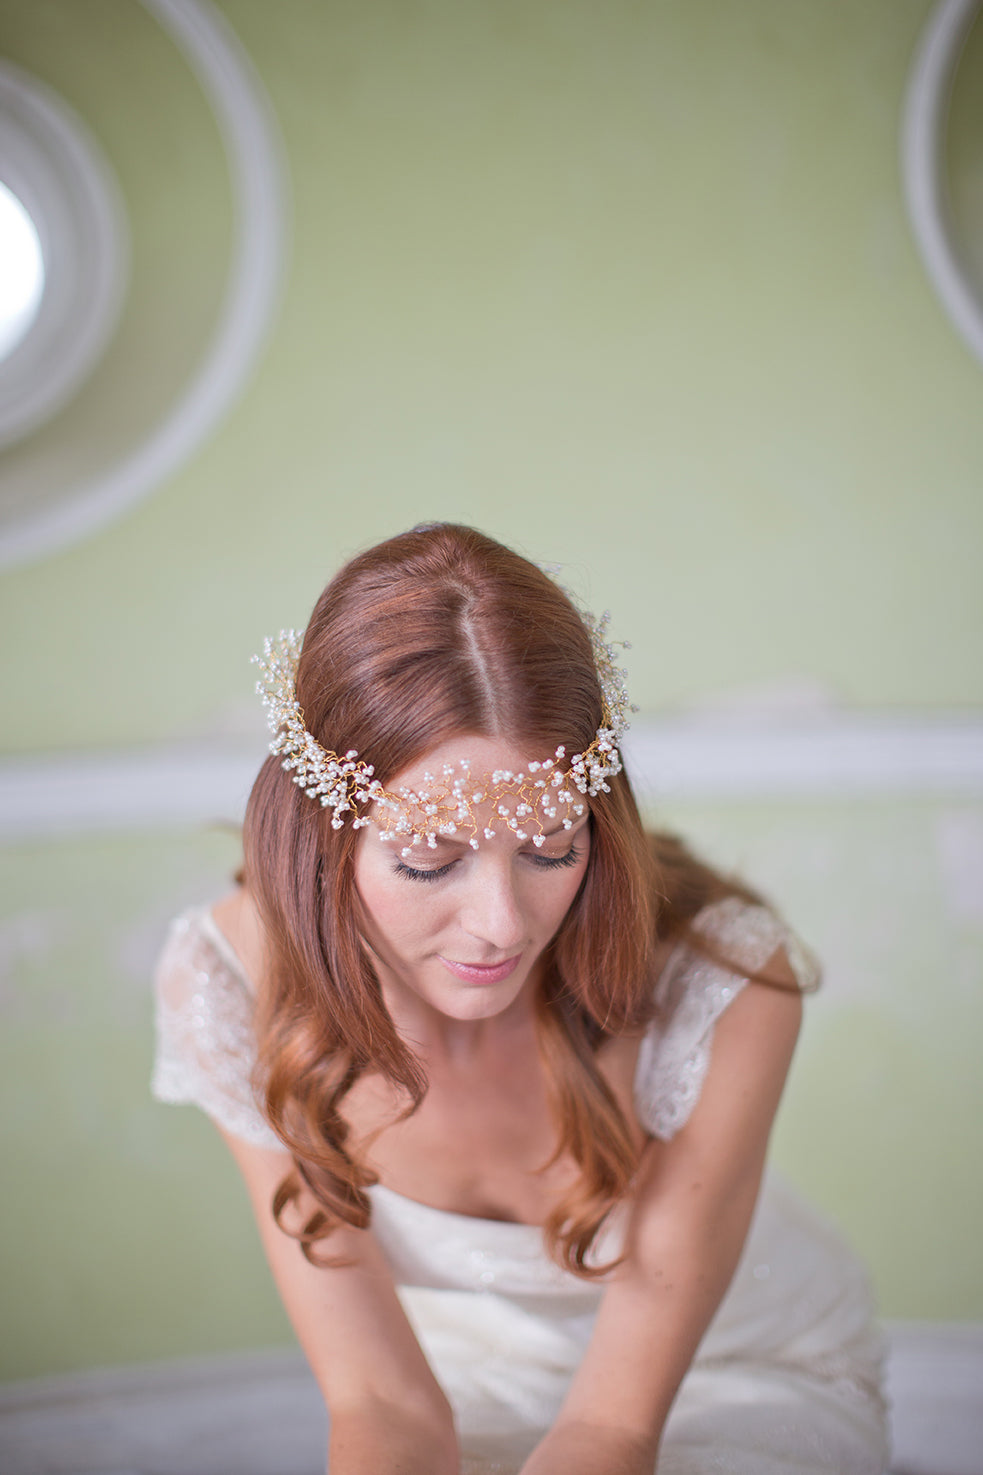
[531, 867, 589, 939]
[385, 888, 437, 940]
[552, 847, 592, 924]
[357, 861, 444, 951]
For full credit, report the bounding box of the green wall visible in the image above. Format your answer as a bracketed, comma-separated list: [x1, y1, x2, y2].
[1, 0, 981, 1379]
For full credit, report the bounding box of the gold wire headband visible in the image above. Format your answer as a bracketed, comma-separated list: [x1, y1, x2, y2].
[252, 606, 631, 855]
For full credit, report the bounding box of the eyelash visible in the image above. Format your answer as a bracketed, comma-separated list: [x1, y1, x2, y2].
[394, 844, 583, 884]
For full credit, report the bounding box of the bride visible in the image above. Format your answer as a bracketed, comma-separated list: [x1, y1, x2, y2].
[153, 523, 889, 1474]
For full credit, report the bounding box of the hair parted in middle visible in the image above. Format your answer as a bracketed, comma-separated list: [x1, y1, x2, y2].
[243, 523, 757, 1274]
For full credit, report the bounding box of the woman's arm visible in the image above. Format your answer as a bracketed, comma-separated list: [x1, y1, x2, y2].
[219, 1130, 458, 1475]
[520, 950, 803, 1475]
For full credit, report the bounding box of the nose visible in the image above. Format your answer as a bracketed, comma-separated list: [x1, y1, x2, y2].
[459, 864, 527, 955]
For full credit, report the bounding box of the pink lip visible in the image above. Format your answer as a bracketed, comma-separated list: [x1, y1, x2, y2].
[438, 954, 523, 985]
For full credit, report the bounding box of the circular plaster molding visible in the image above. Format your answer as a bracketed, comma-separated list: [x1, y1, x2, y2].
[0, 61, 128, 449]
[902, 0, 983, 369]
[0, 0, 288, 570]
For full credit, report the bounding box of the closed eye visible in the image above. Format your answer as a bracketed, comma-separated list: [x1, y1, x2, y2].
[529, 843, 582, 870]
[393, 841, 583, 883]
[393, 859, 457, 884]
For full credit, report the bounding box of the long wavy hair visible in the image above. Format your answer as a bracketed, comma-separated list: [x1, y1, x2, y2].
[243, 524, 767, 1275]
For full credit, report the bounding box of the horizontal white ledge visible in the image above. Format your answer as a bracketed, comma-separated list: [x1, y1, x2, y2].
[623, 712, 983, 802]
[0, 746, 262, 842]
[1, 1323, 981, 1475]
[0, 712, 981, 842]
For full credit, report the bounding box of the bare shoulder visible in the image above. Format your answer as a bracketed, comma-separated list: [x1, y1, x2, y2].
[699, 944, 803, 1111]
[211, 885, 268, 990]
[754, 940, 809, 997]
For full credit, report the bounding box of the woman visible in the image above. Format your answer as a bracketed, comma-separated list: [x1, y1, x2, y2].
[153, 524, 889, 1474]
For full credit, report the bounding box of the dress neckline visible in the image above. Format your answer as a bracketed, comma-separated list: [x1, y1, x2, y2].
[196, 905, 556, 1230]
[192, 899, 728, 1232]
[368, 1180, 548, 1236]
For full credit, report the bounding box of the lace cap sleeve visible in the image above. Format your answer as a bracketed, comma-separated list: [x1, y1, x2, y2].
[634, 896, 818, 1142]
[151, 909, 285, 1151]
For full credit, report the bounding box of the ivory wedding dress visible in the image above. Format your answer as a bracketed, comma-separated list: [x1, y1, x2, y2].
[152, 898, 889, 1473]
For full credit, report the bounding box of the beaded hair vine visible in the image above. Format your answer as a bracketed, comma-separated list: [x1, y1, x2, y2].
[252, 604, 631, 857]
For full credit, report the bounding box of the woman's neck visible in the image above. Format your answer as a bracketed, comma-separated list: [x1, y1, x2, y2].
[381, 974, 541, 1069]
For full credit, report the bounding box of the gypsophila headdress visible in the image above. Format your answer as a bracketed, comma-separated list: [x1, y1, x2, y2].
[252, 600, 631, 857]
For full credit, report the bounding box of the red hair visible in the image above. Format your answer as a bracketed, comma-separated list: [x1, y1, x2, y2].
[243, 525, 767, 1273]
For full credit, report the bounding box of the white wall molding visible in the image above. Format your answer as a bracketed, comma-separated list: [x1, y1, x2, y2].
[1, 712, 981, 844]
[0, 61, 129, 449]
[0, 745, 262, 843]
[623, 711, 983, 802]
[902, 0, 983, 370]
[0, 0, 288, 569]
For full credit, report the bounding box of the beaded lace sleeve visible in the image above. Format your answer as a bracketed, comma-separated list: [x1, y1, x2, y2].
[634, 896, 818, 1142]
[151, 909, 285, 1151]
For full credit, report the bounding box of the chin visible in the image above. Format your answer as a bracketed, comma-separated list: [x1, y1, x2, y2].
[429, 967, 533, 1018]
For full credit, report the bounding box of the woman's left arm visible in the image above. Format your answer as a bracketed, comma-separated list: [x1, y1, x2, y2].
[520, 950, 803, 1475]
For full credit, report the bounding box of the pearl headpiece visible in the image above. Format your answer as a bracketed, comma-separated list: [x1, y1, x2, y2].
[252, 605, 631, 855]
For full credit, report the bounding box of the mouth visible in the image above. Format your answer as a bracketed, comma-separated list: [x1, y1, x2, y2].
[437, 954, 523, 985]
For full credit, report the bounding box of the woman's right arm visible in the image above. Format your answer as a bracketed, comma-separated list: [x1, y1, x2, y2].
[218, 1129, 458, 1475]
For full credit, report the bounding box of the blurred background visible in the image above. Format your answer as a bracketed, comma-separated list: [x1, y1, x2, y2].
[0, 0, 981, 1384]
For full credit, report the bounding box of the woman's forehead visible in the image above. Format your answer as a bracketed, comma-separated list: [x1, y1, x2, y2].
[373, 734, 594, 858]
